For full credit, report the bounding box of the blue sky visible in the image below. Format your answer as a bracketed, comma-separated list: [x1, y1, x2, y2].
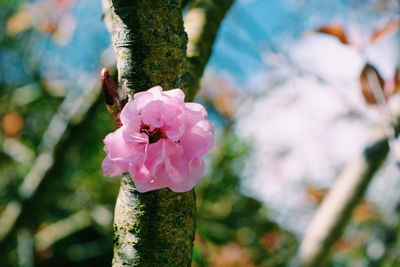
[5, 0, 396, 90]
[34, 0, 345, 85]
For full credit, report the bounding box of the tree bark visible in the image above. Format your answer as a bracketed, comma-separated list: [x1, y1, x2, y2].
[105, 1, 195, 266]
[109, 0, 189, 95]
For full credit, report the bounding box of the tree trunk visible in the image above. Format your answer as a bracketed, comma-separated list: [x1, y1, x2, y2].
[104, 1, 195, 266]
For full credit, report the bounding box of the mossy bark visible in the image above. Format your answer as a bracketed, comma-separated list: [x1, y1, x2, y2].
[110, 0, 189, 96]
[107, 1, 195, 266]
[114, 175, 195, 266]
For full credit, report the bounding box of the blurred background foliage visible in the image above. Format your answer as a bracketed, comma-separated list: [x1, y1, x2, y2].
[0, 0, 399, 266]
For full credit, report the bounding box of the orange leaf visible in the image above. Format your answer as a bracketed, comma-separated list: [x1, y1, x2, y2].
[333, 237, 362, 252]
[359, 63, 385, 105]
[260, 231, 281, 252]
[353, 200, 378, 223]
[306, 186, 327, 204]
[316, 23, 350, 44]
[1, 112, 24, 137]
[370, 19, 400, 44]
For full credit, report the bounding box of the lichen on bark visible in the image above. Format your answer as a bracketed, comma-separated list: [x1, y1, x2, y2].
[105, 0, 196, 266]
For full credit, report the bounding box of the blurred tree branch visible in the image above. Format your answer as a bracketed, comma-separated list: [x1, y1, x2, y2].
[35, 210, 92, 251]
[298, 100, 400, 267]
[34, 204, 113, 252]
[17, 228, 34, 267]
[185, 0, 234, 97]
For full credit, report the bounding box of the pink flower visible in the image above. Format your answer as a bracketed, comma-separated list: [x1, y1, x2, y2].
[102, 86, 214, 193]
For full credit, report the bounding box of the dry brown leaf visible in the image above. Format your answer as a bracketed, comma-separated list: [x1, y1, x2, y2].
[333, 237, 362, 252]
[383, 68, 400, 97]
[305, 186, 328, 204]
[353, 200, 379, 223]
[359, 63, 385, 105]
[316, 23, 350, 45]
[370, 19, 400, 44]
[393, 68, 400, 93]
[259, 231, 282, 252]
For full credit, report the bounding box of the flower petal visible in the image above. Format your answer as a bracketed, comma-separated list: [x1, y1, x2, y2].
[163, 88, 185, 101]
[102, 156, 126, 176]
[134, 166, 171, 193]
[169, 157, 205, 192]
[141, 100, 165, 128]
[165, 118, 185, 141]
[185, 102, 207, 119]
[180, 124, 214, 160]
[103, 127, 131, 158]
[120, 100, 139, 125]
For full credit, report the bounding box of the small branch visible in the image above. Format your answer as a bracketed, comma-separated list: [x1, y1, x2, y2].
[34, 205, 113, 252]
[298, 104, 400, 267]
[35, 211, 92, 251]
[17, 228, 34, 267]
[185, 0, 234, 98]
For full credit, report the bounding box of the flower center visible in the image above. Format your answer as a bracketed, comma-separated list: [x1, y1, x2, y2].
[140, 124, 165, 144]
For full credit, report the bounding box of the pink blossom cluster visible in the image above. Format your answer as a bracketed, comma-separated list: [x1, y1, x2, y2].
[102, 86, 214, 192]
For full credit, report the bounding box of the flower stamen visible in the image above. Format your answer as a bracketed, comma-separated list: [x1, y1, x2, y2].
[140, 123, 165, 144]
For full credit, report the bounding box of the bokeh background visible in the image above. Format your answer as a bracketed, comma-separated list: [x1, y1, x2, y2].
[0, 0, 399, 266]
